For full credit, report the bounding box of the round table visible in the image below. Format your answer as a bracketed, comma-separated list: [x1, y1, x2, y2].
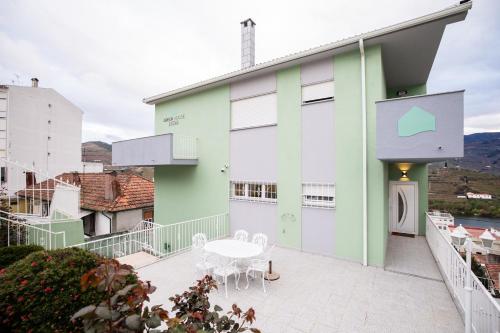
[204, 239, 262, 259]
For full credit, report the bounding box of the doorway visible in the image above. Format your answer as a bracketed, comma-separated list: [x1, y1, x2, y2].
[389, 181, 418, 235]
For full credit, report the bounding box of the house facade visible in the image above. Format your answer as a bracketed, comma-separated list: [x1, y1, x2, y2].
[19, 172, 154, 237]
[0, 79, 82, 194]
[113, 2, 471, 266]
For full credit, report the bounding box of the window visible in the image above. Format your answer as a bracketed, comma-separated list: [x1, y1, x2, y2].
[231, 93, 277, 130]
[1, 166, 6, 182]
[302, 81, 334, 104]
[302, 183, 335, 208]
[0, 98, 6, 112]
[265, 184, 277, 199]
[248, 183, 262, 198]
[234, 182, 245, 196]
[230, 181, 277, 203]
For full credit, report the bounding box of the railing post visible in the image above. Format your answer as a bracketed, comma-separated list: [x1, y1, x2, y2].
[465, 237, 472, 333]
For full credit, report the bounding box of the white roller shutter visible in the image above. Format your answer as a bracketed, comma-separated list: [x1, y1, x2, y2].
[302, 81, 334, 103]
[231, 93, 277, 130]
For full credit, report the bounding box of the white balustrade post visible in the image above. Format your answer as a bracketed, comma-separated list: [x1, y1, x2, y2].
[465, 237, 472, 333]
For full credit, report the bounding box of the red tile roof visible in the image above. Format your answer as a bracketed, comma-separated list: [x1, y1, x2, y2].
[18, 172, 154, 212]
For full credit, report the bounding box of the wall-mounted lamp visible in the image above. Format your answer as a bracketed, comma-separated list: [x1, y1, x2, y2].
[400, 170, 409, 180]
[397, 162, 413, 181]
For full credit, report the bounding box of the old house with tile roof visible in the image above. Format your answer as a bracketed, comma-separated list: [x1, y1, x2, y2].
[19, 171, 154, 236]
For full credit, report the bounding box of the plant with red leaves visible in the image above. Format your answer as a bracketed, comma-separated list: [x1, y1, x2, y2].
[73, 260, 260, 333]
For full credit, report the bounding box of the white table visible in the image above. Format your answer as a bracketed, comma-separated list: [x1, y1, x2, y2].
[204, 239, 262, 259]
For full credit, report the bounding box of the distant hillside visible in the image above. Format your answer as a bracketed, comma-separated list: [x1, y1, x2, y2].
[82, 141, 112, 165]
[441, 132, 500, 175]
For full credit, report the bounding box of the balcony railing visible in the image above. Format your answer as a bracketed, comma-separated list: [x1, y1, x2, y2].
[112, 134, 198, 167]
[0, 158, 81, 221]
[426, 212, 500, 332]
[72, 213, 229, 260]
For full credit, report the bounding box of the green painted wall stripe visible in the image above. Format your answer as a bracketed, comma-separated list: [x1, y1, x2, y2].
[277, 66, 302, 249]
[154, 86, 230, 224]
[334, 51, 363, 262]
[365, 45, 388, 267]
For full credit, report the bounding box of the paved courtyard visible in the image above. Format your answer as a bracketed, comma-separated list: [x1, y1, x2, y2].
[138, 244, 463, 333]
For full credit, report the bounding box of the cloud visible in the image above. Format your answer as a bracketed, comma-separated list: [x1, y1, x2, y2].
[465, 113, 500, 135]
[0, 0, 499, 143]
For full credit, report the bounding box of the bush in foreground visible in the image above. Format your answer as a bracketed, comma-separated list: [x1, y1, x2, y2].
[0, 245, 44, 269]
[73, 259, 260, 333]
[0, 247, 135, 332]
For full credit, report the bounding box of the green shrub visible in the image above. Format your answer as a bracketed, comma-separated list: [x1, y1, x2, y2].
[0, 247, 136, 332]
[0, 245, 44, 268]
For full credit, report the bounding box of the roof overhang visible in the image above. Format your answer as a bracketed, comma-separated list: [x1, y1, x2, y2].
[144, 1, 471, 105]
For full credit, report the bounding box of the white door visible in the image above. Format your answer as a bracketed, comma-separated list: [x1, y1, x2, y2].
[389, 181, 418, 235]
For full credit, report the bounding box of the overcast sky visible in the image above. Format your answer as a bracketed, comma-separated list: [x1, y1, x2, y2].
[0, 0, 499, 143]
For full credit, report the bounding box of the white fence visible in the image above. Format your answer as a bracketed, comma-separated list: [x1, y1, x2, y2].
[73, 213, 229, 259]
[426, 213, 500, 333]
[0, 211, 66, 249]
[0, 158, 80, 220]
[172, 135, 198, 160]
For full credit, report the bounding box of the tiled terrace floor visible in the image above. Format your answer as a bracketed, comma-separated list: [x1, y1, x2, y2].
[385, 234, 443, 281]
[138, 245, 463, 333]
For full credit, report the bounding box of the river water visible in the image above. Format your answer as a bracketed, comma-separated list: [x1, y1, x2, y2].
[455, 216, 500, 229]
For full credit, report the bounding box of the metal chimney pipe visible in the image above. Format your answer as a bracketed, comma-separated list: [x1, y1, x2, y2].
[31, 78, 39, 88]
[240, 18, 256, 69]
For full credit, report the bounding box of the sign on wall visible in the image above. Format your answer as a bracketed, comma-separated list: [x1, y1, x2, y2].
[163, 113, 185, 126]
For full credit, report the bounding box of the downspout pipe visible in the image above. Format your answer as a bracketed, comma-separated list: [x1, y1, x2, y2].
[359, 38, 368, 266]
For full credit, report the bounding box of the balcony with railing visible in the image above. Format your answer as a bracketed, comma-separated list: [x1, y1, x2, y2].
[426, 212, 500, 333]
[376, 90, 464, 162]
[0, 158, 83, 249]
[112, 134, 198, 167]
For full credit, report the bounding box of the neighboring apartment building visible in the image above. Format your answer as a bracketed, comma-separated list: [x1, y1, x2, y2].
[113, 2, 471, 266]
[0, 78, 82, 194]
[19, 172, 154, 237]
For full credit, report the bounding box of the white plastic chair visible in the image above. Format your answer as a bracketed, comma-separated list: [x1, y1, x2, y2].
[234, 229, 249, 242]
[212, 256, 240, 298]
[192, 233, 215, 277]
[251, 233, 268, 250]
[245, 245, 275, 293]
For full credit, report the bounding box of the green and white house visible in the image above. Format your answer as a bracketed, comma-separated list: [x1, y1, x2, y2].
[113, 2, 471, 266]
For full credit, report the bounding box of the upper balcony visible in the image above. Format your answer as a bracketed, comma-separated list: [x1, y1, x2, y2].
[376, 90, 464, 162]
[112, 134, 198, 167]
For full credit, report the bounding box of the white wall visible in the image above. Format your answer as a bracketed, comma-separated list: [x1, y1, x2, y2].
[5, 86, 82, 192]
[95, 211, 111, 236]
[115, 209, 143, 232]
[82, 162, 104, 173]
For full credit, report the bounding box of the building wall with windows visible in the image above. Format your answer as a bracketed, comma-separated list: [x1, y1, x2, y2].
[0, 85, 82, 193]
[153, 46, 390, 265]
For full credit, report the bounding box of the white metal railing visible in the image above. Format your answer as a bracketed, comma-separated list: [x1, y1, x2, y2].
[0, 158, 80, 221]
[172, 134, 198, 160]
[72, 213, 229, 259]
[426, 213, 500, 332]
[0, 211, 66, 249]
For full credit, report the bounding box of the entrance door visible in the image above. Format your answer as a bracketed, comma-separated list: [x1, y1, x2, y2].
[389, 181, 418, 235]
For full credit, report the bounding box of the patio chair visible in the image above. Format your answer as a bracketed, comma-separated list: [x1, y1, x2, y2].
[251, 233, 268, 250]
[212, 256, 240, 298]
[245, 245, 275, 293]
[233, 229, 249, 242]
[192, 233, 215, 277]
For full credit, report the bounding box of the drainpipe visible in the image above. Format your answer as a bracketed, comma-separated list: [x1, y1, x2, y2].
[359, 38, 368, 266]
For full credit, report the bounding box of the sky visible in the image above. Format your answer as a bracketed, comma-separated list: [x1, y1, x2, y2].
[0, 0, 499, 143]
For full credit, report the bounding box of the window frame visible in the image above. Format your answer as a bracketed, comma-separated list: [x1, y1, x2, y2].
[230, 181, 277, 203]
